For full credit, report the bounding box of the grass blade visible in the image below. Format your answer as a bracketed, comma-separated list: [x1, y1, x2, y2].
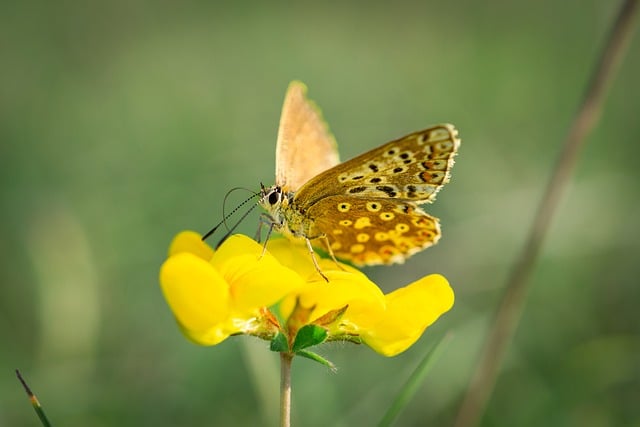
[378, 333, 452, 427]
[16, 369, 53, 427]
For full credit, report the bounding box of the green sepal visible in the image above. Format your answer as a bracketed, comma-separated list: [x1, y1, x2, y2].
[270, 332, 289, 352]
[296, 349, 336, 371]
[292, 324, 328, 352]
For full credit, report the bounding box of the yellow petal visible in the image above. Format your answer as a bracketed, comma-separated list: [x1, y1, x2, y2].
[212, 235, 306, 311]
[267, 238, 359, 281]
[210, 234, 262, 260]
[266, 238, 317, 279]
[160, 252, 233, 345]
[279, 270, 385, 324]
[177, 319, 236, 346]
[168, 230, 215, 261]
[361, 274, 454, 357]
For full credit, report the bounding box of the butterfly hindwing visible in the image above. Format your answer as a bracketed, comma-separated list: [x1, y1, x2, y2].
[304, 196, 441, 266]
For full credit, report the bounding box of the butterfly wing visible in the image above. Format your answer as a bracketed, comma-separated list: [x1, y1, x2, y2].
[293, 124, 460, 209]
[275, 81, 340, 192]
[304, 197, 441, 266]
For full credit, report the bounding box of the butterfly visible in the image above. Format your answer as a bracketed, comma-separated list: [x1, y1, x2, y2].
[259, 81, 460, 271]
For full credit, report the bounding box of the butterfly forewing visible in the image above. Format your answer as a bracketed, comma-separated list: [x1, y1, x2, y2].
[275, 81, 340, 192]
[292, 124, 459, 209]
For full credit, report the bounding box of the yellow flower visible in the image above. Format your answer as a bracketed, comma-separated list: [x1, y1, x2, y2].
[160, 232, 304, 345]
[159, 231, 454, 357]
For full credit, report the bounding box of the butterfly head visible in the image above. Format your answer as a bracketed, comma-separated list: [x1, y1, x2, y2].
[259, 184, 292, 228]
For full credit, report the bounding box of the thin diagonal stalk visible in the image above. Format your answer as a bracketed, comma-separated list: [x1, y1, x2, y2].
[378, 334, 452, 427]
[280, 352, 293, 427]
[454, 2, 639, 427]
[16, 370, 52, 427]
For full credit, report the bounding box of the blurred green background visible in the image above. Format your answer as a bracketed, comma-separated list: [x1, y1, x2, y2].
[1, 1, 638, 426]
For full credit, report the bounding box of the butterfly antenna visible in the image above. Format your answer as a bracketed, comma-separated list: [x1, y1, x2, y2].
[222, 187, 259, 231]
[202, 188, 258, 241]
[215, 203, 259, 248]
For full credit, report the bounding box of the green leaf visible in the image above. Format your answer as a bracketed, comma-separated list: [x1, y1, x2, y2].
[269, 332, 289, 353]
[292, 324, 327, 352]
[296, 350, 336, 371]
[377, 333, 452, 427]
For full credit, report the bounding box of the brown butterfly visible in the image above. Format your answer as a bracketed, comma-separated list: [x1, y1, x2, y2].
[260, 81, 460, 271]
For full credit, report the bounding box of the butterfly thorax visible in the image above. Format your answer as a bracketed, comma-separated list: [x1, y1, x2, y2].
[259, 185, 313, 239]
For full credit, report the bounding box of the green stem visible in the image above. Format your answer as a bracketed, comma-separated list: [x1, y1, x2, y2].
[16, 370, 52, 427]
[280, 352, 293, 427]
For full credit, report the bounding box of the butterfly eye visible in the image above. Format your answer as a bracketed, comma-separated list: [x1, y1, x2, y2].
[268, 189, 281, 205]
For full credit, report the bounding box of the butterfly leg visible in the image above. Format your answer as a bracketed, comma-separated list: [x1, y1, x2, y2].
[255, 213, 275, 243]
[320, 235, 346, 271]
[256, 213, 276, 258]
[304, 238, 329, 282]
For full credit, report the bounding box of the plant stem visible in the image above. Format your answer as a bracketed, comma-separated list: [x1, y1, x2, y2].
[454, 2, 639, 427]
[280, 352, 293, 427]
[16, 370, 52, 427]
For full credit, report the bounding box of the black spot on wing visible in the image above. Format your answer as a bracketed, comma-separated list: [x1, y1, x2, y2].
[376, 186, 397, 197]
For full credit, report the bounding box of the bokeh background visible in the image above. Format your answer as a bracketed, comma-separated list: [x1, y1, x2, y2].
[1, 1, 638, 426]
